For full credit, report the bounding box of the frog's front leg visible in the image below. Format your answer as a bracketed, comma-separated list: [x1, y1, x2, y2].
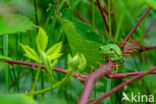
[114, 63, 118, 74]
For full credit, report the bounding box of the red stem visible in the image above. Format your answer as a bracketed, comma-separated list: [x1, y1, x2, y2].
[4, 60, 87, 81]
[96, 0, 109, 34]
[79, 62, 114, 104]
[91, 67, 156, 104]
[108, 70, 156, 79]
[3, 60, 156, 80]
[123, 7, 152, 43]
[141, 46, 156, 51]
[88, 0, 114, 15]
[56, 0, 59, 15]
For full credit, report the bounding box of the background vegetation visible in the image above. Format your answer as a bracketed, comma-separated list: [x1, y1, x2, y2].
[0, 0, 156, 104]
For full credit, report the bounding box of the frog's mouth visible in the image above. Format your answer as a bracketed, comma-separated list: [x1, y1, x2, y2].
[100, 54, 114, 58]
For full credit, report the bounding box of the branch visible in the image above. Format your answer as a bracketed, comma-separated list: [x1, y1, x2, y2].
[123, 41, 156, 53]
[123, 6, 152, 43]
[108, 70, 156, 79]
[73, 9, 90, 25]
[91, 67, 156, 104]
[88, 0, 114, 15]
[3, 60, 87, 82]
[56, 0, 59, 15]
[96, 0, 109, 34]
[79, 62, 114, 104]
[144, 19, 156, 38]
[141, 46, 156, 51]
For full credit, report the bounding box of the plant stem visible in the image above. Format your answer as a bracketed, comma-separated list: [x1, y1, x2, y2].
[108, 69, 156, 78]
[3, 35, 10, 93]
[56, 0, 59, 15]
[30, 70, 74, 95]
[91, 67, 156, 104]
[40, 70, 44, 98]
[108, 0, 111, 38]
[104, 79, 112, 104]
[2, 59, 156, 79]
[31, 64, 41, 95]
[123, 7, 152, 43]
[92, 0, 95, 30]
[79, 62, 114, 104]
[34, 0, 38, 26]
[96, 0, 109, 34]
[11, 65, 19, 91]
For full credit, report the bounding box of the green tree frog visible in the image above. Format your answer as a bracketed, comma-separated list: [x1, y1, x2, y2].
[99, 44, 123, 62]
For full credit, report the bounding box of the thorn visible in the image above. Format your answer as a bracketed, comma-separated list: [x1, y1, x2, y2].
[90, 66, 96, 73]
[97, 62, 103, 68]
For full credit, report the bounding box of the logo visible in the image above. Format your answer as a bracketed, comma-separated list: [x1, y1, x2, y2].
[121, 92, 155, 103]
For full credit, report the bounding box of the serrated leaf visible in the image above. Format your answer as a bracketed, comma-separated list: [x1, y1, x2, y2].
[19, 43, 40, 62]
[62, 8, 102, 43]
[0, 94, 38, 104]
[0, 55, 11, 60]
[46, 42, 62, 56]
[0, 14, 35, 35]
[49, 53, 62, 61]
[59, 17, 104, 69]
[36, 27, 48, 52]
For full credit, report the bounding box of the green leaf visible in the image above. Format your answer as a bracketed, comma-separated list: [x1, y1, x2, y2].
[62, 8, 102, 44]
[145, 0, 156, 9]
[0, 55, 11, 60]
[0, 14, 35, 35]
[0, 94, 37, 104]
[46, 42, 62, 56]
[46, 42, 62, 61]
[36, 27, 48, 52]
[136, 0, 156, 10]
[48, 53, 62, 61]
[19, 43, 40, 62]
[59, 17, 104, 69]
[38, 96, 66, 104]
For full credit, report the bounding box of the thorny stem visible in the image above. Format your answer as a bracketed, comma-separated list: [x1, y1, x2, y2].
[144, 19, 156, 38]
[123, 7, 152, 43]
[2, 59, 156, 82]
[141, 46, 156, 51]
[91, 67, 156, 104]
[96, 0, 109, 34]
[123, 44, 156, 53]
[3, 59, 87, 81]
[108, 69, 156, 79]
[79, 62, 114, 104]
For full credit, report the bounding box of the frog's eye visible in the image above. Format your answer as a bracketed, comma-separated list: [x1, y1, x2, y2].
[99, 48, 101, 50]
[109, 48, 113, 51]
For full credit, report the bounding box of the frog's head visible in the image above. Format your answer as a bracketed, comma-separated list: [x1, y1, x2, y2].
[99, 44, 115, 55]
[99, 44, 123, 62]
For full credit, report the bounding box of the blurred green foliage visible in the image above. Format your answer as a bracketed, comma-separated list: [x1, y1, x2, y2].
[0, 0, 156, 104]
